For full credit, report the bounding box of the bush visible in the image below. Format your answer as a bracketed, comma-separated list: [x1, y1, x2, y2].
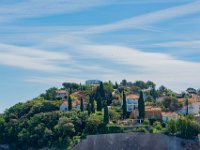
[107, 124, 123, 133]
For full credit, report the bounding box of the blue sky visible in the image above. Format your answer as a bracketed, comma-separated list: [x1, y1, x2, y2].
[0, 0, 200, 112]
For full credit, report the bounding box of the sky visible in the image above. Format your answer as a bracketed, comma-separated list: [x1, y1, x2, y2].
[0, 0, 200, 112]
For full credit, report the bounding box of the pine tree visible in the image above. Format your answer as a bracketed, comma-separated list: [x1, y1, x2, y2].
[103, 102, 109, 125]
[68, 95, 72, 111]
[138, 91, 145, 119]
[80, 97, 84, 112]
[122, 91, 127, 120]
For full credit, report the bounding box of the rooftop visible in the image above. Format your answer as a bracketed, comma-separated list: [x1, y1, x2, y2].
[126, 94, 139, 99]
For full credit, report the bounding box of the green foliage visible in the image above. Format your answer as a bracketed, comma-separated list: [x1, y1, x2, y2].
[80, 97, 84, 112]
[40, 87, 58, 100]
[62, 82, 80, 90]
[107, 124, 123, 133]
[68, 96, 72, 111]
[166, 116, 200, 139]
[95, 82, 106, 111]
[103, 103, 109, 125]
[167, 119, 177, 135]
[85, 113, 103, 134]
[122, 91, 127, 119]
[138, 91, 145, 119]
[109, 108, 121, 122]
[162, 97, 182, 112]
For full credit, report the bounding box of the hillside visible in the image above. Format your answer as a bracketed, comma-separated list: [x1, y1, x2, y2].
[73, 133, 200, 150]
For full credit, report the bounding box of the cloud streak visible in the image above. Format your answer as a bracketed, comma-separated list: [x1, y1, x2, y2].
[0, 43, 72, 72]
[80, 1, 200, 34]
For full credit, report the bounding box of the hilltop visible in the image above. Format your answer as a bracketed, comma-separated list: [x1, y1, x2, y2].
[0, 80, 200, 149]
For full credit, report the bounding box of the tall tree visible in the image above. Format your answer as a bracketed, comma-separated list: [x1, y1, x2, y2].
[90, 94, 95, 113]
[80, 97, 84, 112]
[87, 103, 91, 116]
[96, 92, 102, 111]
[103, 102, 109, 125]
[96, 82, 106, 111]
[138, 91, 145, 119]
[185, 98, 189, 115]
[68, 95, 72, 111]
[122, 91, 127, 120]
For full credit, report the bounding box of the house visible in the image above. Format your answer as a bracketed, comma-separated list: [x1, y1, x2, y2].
[145, 106, 162, 120]
[162, 112, 179, 123]
[60, 101, 68, 111]
[178, 102, 200, 116]
[56, 90, 68, 99]
[122, 94, 139, 112]
[60, 100, 80, 112]
[130, 106, 162, 120]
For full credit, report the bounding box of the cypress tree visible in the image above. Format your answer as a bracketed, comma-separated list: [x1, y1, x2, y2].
[96, 82, 106, 111]
[90, 94, 95, 113]
[80, 97, 84, 112]
[96, 89, 102, 111]
[68, 95, 72, 111]
[122, 91, 127, 120]
[138, 91, 145, 119]
[87, 103, 91, 116]
[103, 102, 109, 125]
[99, 82, 105, 98]
[185, 98, 189, 115]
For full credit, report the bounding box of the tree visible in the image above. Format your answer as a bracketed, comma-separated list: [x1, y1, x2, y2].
[87, 103, 91, 116]
[185, 98, 189, 115]
[122, 91, 127, 120]
[62, 82, 79, 90]
[103, 102, 109, 125]
[96, 82, 106, 111]
[40, 87, 58, 100]
[167, 119, 177, 135]
[162, 97, 182, 112]
[68, 96, 72, 111]
[80, 98, 84, 112]
[138, 91, 145, 119]
[90, 94, 95, 114]
[121, 79, 127, 86]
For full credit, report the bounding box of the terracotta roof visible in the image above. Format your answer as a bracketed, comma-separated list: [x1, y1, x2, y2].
[61, 100, 80, 107]
[177, 98, 197, 103]
[145, 106, 162, 112]
[126, 94, 139, 99]
[57, 90, 67, 94]
[161, 112, 179, 117]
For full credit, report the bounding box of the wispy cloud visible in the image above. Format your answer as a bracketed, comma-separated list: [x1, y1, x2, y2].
[0, 0, 112, 22]
[153, 40, 200, 49]
[79, 1, 200, 34]
[0, 43, 72, 72]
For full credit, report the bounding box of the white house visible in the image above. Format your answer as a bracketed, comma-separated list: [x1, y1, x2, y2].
[60, 100, 81, 112]
[178, 102, 200, 116]
[56, 90, 68, 99]
[122, 94, 139, 112]
[60, 101, 68, 112]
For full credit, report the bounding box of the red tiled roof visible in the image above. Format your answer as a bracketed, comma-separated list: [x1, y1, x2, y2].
[126, 94, 139, 99]
[161, 112, 179, 117]
[62, 100, 80, 107]
[57, 90, 67, 94]
[145, 106, 162, 112]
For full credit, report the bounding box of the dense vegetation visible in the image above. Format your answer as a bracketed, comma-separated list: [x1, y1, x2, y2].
[0, 80, 200, 149]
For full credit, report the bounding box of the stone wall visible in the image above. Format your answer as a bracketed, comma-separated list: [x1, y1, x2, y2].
[73, 133, 200, 150]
